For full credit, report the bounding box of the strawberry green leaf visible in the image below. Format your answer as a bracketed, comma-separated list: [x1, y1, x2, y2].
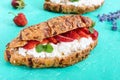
[89, 22, 95, 33]
[35, 44, 44, 53]
[89, 28, 94, 33]
[91, 22, 96, 28]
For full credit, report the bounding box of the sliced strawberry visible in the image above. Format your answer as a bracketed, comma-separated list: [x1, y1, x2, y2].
[90, 30, 98, 40]
[48, 37, 58, 44]
[80, 28, 90, 34]
[76, 29, 88, 38]
[40, 39, 49, 44]
[55, 35, 74, 42]
[23, 40, 39, 50]
[63, 30, 80, 39]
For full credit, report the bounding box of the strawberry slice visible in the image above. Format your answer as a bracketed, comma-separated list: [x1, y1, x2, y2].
[48, 37, 58, 44]
[90, 30, 98, 40]
[23, 40, 39, 50]
[40, 39, 49, 44]
[76, 29, 88, 38]
[80, 28, 90, 34]
[63, 30, 80, 39]
[55, 35, 74, 42]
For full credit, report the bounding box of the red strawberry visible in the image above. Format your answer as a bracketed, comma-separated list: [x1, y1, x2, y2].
[90, 30, 98, 40]
[23, 40, 39, 50]
[55, 35, 74, 42]
[40, 39, 49, 44]
[13, 13, 27, 26]
[76, 29, 88, 38]
[11, 0, 25, 9]
[63, 30, 80, 39]
[80, 27, 90, 34]
[48, 37, 58, 44]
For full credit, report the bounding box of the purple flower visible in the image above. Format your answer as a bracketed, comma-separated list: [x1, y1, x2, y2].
[112, 26, 117, 31]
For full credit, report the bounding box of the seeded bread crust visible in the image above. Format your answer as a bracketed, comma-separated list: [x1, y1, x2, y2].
[5, 40, 98, 68]
[7, 15, 93, 48]
[4, 39, 97, 68]
[44, 0, 104, 14]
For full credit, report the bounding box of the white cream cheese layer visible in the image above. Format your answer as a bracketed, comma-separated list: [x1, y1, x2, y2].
[50, 0, 104, 7]
[18, 37, 93, 58]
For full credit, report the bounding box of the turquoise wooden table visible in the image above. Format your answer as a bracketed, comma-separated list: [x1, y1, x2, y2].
[0, 0, 120, 80]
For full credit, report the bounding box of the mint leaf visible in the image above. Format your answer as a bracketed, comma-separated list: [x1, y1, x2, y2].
[35, 44, 44, 53]
[44, 44, 53, 53]
[70, 0, 79, 2]
[35, 44, 53, 53]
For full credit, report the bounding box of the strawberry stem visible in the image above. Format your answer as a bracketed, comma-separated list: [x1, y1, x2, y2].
[8, 12, 17, 16]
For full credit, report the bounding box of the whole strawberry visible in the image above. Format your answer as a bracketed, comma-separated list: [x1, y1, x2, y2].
[13, 13, 27, 26]
[11, 0, 25, 9]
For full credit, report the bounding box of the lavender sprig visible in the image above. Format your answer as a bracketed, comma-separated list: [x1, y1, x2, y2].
[97, 10, 120, 31]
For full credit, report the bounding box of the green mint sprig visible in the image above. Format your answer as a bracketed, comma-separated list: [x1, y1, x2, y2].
[35, 44, 53, 53]
[69, 0, 79, 2]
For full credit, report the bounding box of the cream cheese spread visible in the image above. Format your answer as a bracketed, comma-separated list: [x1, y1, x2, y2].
[50, 0, 104, 7]
[18, 37, 93, 58]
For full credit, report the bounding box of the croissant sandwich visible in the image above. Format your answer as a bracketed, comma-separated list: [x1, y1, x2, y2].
[5, 15, 98, 68]
[44, 0, 104, 14]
